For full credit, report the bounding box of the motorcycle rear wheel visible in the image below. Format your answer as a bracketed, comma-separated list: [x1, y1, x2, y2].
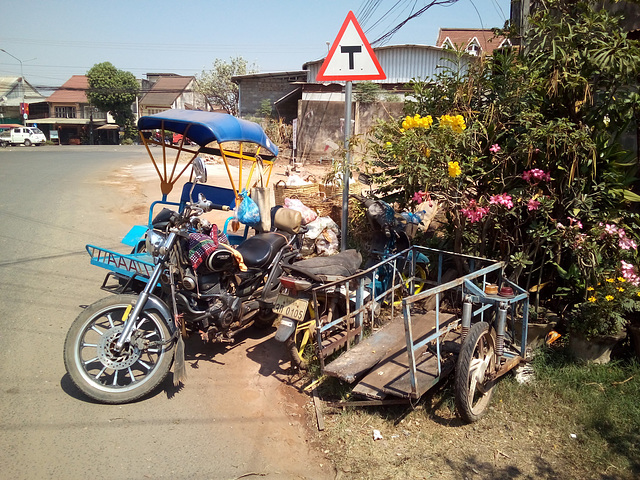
[286, 329, 310, 371]
[254, 308, 278, 328]
[64, 295, 174, 404]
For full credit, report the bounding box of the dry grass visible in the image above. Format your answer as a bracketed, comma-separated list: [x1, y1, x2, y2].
[308, 348, 640, 480]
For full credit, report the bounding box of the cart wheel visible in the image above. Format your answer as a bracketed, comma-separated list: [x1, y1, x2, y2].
[455, 321, 496, 423]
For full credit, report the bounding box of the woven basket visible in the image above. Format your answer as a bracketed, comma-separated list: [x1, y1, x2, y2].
[320, 182, 362, 199]
[274, 180, 320, 205]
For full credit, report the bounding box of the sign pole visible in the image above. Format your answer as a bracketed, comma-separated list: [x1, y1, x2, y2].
[341, 81, 353, 251]
[315, 10, 385, 251]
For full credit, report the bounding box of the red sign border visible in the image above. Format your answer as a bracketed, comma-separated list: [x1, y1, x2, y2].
[316, 11, 386, 82]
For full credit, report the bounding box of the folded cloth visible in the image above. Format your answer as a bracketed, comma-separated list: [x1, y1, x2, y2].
[188, 227, 220, 270]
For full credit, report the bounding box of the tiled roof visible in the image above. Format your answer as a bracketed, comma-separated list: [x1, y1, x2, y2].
[140, 76, 194, 107]
[47, 75, 89, 103]
[436, 28, 508, 55]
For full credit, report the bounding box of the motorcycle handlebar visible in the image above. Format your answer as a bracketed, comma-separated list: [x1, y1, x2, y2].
[193, 193, 230, 213]
[197, 200, 230, 212]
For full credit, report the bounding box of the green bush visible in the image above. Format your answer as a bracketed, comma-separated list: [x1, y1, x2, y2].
[366, 0, 640, 331]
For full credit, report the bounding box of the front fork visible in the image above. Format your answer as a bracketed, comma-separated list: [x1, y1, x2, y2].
[115, 232, 177, 352]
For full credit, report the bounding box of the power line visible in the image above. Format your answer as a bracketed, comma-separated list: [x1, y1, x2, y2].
[370, 0, 461, 46]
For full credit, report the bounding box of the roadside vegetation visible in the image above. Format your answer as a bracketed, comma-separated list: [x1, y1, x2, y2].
[365, 0, 640, 340]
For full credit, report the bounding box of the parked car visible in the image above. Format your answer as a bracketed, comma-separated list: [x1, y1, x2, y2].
[0, 126, 47, 147]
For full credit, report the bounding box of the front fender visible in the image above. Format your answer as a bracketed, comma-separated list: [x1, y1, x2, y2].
[274, 317, 296, 343]
[142, 294, 176, 335]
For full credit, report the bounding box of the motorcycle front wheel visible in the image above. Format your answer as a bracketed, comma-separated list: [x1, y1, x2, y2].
[64, 294, 174, 404]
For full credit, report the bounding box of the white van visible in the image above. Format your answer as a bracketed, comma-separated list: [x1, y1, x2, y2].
[0, 126, 47, 147]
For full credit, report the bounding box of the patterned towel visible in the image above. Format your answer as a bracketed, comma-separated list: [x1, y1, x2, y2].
[188, 225, 228, 270]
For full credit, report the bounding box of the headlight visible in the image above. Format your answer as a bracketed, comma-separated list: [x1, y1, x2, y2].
[145, 230, 166, 256]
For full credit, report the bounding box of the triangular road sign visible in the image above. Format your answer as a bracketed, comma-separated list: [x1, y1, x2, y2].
[316, 11, 386, 82]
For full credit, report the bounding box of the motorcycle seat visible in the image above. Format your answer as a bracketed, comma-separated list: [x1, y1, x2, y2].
[235, 233, 288, 269]
[286, 249, 362, 278]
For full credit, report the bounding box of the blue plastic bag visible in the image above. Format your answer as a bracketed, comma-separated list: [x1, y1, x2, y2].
[236, 189, 261, 226]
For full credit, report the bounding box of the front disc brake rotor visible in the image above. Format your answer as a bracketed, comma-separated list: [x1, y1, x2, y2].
[96, 325, 141, 370]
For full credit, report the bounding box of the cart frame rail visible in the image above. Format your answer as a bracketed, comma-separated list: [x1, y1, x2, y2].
[309, 245, 529, 401]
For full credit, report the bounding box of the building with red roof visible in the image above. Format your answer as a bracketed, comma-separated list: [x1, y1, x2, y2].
[436, 28, 510, 56]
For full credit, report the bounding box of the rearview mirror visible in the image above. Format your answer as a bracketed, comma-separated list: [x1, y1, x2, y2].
[192, 157, 207, 183]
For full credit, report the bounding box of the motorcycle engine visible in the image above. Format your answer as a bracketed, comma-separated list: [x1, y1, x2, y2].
[206, 294, 242, 331]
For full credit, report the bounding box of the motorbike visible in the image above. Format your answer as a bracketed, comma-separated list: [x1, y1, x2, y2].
[352, 193, 430, 303]
[64, 110, 304, 404]
[273, 192, 430, 370]
[274, 249, 363, 370]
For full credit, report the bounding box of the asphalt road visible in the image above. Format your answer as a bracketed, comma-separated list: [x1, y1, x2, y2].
[0, 145, 333, 480]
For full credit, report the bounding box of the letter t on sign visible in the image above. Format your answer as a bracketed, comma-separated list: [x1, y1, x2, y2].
[340, 46, 362, 70]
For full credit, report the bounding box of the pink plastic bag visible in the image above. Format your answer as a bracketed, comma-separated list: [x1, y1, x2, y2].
[284, 197, 318, 225]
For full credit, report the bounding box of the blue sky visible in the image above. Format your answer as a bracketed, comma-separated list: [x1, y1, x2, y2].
[0, 0, 510, 88]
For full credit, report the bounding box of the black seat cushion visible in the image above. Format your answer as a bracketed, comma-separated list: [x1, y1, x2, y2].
[235, 233, 288, 269]
[288, 249, 362, 277]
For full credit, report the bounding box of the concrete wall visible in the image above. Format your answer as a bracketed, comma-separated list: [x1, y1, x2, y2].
[296, 99, 404, 163]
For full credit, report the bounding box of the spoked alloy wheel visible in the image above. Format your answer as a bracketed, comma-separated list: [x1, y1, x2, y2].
[63, 294, 174, 404]
[455, 322, 496, 423]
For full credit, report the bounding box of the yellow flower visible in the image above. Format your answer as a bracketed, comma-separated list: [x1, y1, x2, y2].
[385, 141, 392, 147]
[448, 161, 462, 177]
[606, 278, 615, 283]
[618, 277, 626, 283]
[439, 114, 466, 133]
[402, 114, 432, 130]
[605, 295, 614, 301]
[618, 287, 625, 292]
[423, 147, 431, 157]
[586, 287, 594, 291]
[588, 296, 597, 303]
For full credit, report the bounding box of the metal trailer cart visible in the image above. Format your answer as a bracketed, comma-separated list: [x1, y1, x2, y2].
[303, 245, 529, 423]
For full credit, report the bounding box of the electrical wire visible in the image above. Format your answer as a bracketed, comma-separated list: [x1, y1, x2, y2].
[370, 0, 461, 46]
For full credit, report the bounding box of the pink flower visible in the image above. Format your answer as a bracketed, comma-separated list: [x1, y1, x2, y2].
[412, 190, 426, 203]
[567, 217, 583, 230]
[621, 261, 640, 286]
[601, 223, 637, 250]
[489, 144, 501, 154]
[460, 199, 490, 223]
[522, 168, 551, 184]
[527, 198, 541, 211]
[620, 236, 637, 250]
[489, 193, 513, 209]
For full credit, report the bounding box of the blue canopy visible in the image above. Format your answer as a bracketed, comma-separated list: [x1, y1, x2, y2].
[137, 109, 278, 156]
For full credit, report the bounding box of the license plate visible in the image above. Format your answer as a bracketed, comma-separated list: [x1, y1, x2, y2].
[273, 294, 309, 321]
